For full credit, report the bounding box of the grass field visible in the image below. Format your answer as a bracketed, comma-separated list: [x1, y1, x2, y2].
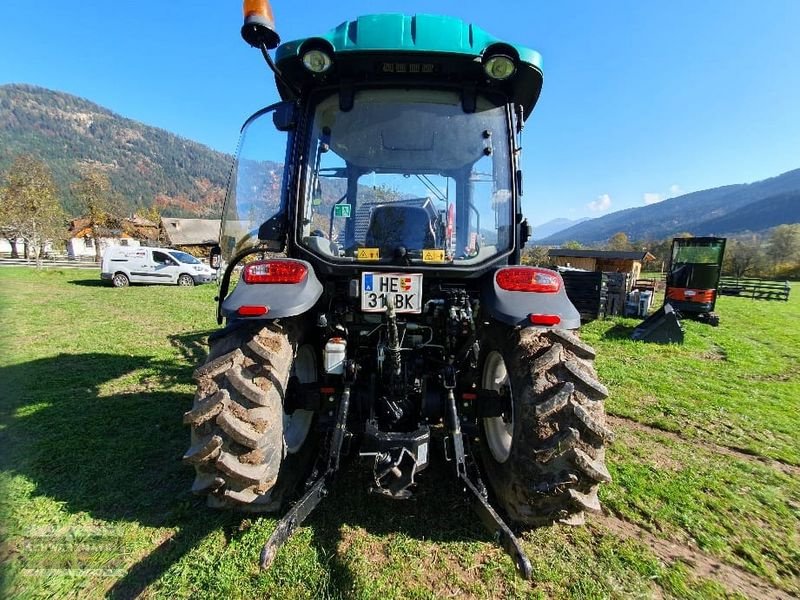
[0, 267, 798, 599]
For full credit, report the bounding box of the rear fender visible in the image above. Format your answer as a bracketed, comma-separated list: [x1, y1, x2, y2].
[220, 259, 323, 320]
[481, 267, 581, 329]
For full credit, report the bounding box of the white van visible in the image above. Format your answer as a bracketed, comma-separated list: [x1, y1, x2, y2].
[101, 246, 216, 287]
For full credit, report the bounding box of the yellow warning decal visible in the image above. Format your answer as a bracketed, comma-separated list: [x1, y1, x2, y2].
[357, 248, 380, 261]
[422, 249, 446, 262]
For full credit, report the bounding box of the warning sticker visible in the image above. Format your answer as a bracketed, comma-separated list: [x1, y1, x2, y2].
[422, 249, 445, 262]
[357, 248, 380, 261]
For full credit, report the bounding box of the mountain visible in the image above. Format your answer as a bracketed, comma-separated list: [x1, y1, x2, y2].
[539, 169, 800, 245]
[531, 217, 590, 241]
[0, 84, 231, 217]
[692, 191, 800, 235]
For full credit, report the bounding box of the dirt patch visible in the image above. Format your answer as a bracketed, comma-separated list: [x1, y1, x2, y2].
[336, 526, 387, 569]
[700, 344, 728, 361]
[593, 513, 794, 599]
[607, 414, 800, 478]
[642, 449, 683, 472]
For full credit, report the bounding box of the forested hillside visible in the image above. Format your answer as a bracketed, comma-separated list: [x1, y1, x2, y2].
[0, 84, 231, 217]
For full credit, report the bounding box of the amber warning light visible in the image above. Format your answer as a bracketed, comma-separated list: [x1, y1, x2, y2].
[242, 0, 280, 49]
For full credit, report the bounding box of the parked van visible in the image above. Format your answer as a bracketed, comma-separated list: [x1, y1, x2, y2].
[101, 246, 216, 287]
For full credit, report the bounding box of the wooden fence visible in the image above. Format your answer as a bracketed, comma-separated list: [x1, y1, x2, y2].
[0, 254, 99, 269]
[718, 277, 790, 301]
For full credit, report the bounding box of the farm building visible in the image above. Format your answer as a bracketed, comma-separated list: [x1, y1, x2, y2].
[66, 215, 160, 259]
[547, 249, 656, 283]
[160, 218, 221, 256]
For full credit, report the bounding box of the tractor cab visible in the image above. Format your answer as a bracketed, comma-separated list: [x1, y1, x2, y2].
[217, 12, 543, 282]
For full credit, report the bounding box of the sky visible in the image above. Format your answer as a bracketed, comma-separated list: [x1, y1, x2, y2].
[2, 0, 800, 225]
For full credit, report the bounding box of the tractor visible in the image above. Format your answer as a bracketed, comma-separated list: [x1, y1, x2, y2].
[184, 1, 612, 578]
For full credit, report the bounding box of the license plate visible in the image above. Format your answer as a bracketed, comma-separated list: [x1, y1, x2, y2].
[361, 272, 423, 313]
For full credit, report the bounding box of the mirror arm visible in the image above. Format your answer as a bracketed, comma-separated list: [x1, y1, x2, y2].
[260, 42, 302, 99]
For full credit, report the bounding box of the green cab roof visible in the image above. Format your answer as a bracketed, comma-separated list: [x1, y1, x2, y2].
[274, 13, 544, 119]
[277, 13, 541, 68]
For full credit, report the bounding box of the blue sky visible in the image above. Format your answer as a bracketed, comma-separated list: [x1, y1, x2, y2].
[2, 0, 799, 225]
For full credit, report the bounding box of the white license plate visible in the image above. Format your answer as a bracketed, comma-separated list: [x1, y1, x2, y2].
[361, 272, 423, 313]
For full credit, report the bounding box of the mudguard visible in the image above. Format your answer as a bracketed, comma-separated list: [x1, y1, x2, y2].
[220, 260, 323, 320]
[481, 268, 582, 330]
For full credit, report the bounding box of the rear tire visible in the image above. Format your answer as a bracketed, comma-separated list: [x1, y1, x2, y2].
[111, 272, 129, 288]
[183, 321, 318, 511]
[479, 327, 612, 525]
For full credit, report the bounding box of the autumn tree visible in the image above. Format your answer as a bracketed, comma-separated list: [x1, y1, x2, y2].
[765, 224, 800, 275]
[137, 204, 162, 225]
[0, 180, 21, 257]
[0, 154, 65, 266]
[71, 166, 123, 262]
[607, 232, 633, 251]
[521, 245, 550, 266]
[136, 204, 167, 244]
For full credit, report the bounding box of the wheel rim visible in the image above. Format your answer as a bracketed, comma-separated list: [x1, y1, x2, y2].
[284, 344, 315, 454]
[482, 350, 514, 463]
[113, 273, 127, 287]
[178, 275, 193, 286]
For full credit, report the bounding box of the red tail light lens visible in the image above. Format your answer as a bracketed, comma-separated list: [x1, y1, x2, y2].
[242, 260, 308, 284]
[496, 267, 561, 293]
[238, 305, 269, 316]
[529, 314, 561, 326]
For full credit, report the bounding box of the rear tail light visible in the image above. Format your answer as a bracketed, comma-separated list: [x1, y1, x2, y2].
[529, 314, 561, 326]
[238, 305, 269, 316]
[496, 267, 561, 293]
[242, 260, 308, 284]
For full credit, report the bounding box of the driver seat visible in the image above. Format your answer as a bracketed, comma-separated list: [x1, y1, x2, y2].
[364, 205, 436, 252]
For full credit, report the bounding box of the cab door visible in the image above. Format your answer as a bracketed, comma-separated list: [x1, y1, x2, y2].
[151, 250, 180, 284]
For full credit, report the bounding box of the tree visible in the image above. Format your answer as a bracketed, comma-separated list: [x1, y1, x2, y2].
[0, 180, 22, 257]
[723, 238, 765, 278]
[136, 204, 167, 244]
[765, 224, 800, 273]
[607, 232, 633, 251]
[644, 237, 672, 271]
[521, 245, 550, 266]
[563, 240, 583, 250]
[72, 166, 123, 262]
[137, 204, 162, 225]
[0, 155, 65, 266]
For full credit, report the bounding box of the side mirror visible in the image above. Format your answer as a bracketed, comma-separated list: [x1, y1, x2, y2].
[210, 245, 222, 269]
[272, 102, 297, 132]
[258, 213, 287, 249]
[520, 218, 532, 246]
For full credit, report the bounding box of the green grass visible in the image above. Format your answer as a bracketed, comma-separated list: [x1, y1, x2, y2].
[582, 292, 800, 465]
[0, 267, 797, 598]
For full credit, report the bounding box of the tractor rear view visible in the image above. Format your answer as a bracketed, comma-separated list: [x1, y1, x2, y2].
[183, 1, 612, 577]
